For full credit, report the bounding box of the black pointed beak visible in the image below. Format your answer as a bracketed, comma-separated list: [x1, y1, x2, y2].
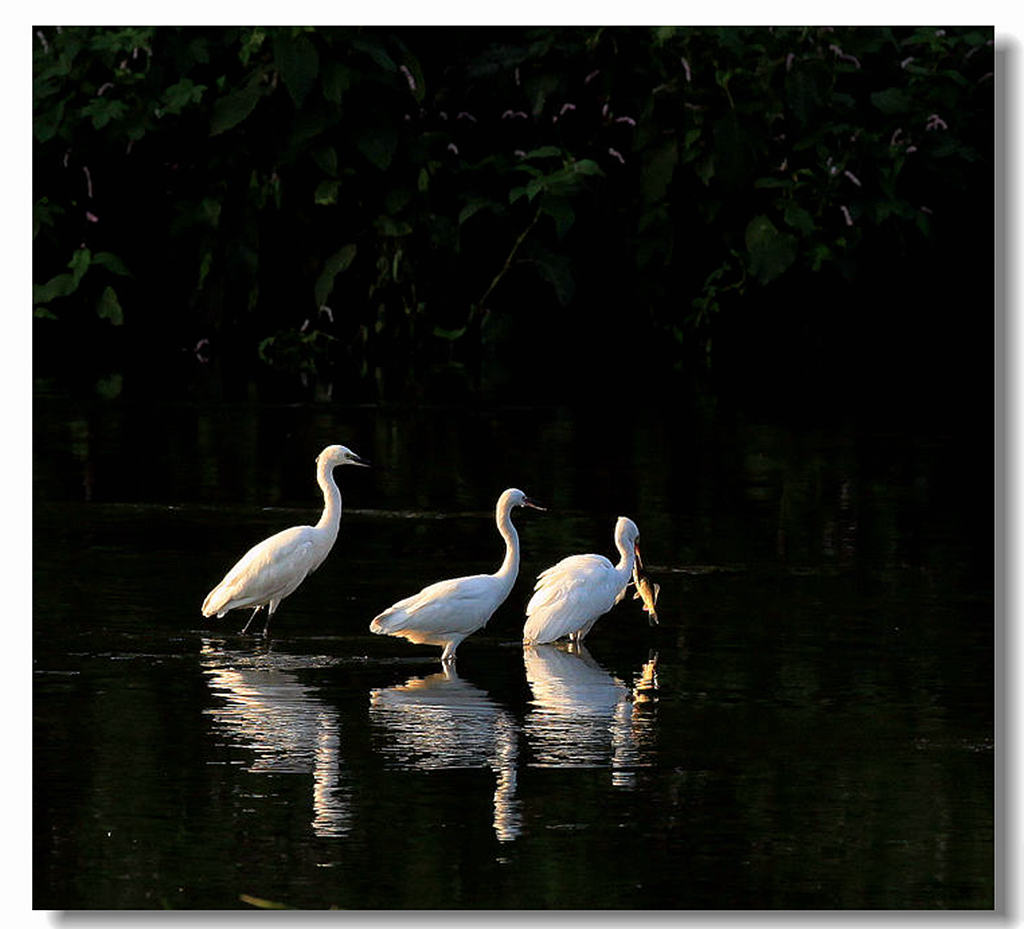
[634, 545, 643, 571]
[352, 455, 371, 468]
[523, 496, 546, 511]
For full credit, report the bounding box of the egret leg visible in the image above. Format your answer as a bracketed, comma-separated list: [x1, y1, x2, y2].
[441, 642, 457, 664]
[261, 601, 279, 639]
[241, 606, 263, 635]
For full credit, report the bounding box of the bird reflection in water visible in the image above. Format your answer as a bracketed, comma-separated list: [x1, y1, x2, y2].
[369, 667, 522, 843]
[632, 651, 659, 704]
[200, 639, 350, 838]
[523, 644, 658, 787]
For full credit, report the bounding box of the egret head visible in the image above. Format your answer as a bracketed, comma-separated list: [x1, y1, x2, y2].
[615, 516, 642, 567]
[500, 488, 546, 512]
[318, 444, 371, 469]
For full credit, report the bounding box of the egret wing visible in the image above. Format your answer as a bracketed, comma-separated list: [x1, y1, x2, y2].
[524, 554, 616, 643]
[205, 526, 318, 614]
[373, 574, 501, 636]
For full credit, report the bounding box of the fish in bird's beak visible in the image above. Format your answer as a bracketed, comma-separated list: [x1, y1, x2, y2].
[632, 558, 660, 626]
[633, 575, 660, 625]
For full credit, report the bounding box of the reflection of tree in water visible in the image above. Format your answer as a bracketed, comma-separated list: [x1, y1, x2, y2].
[523, 644, 658, 787]
[369, 667, 521, 843]
[200, 639, 350, 838]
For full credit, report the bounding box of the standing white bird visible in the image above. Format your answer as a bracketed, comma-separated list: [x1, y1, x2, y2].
[201, 444, 369, 637]
[369, 488, 544, 662]
[523, 516, 642, 647]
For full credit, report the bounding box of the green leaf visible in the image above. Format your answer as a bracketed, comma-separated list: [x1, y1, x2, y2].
[287, 108, 331, 154]
[33, 273, 77, 304]
[374, 216, 413, 237]
[870, 87, 911, 115]
[356, 126, 397, 171]
[384, 187, 412, 214]
[532, 251, 575, 305]
[257, 335, 275, 363]
[312, 145, 338, 177]
[351, 38, 396, 72]
[92, 252, 131, 276]
[459, 201, 483, 225]
[238, 29, 267, 67]
[712, 112, 755, 190]
[95, 373, 123, 399]
[931, 136, 978, 161]
[314, 180, 339, 205]
[274, 33, 318, 107]
[642, 140, 678, 203]
[314, 243, 357, 307]
[96, 286, 124, 325]
[433, 325, 467, 341]
[753, 177, 792, 189]
[571, 159, 604, 176]
[321, 60, 352, 105]
[809, 242, 832, 271]
[522, 145, 562, 160]
[210, 76, 264, 135]
[34, 99, 65, 143]
[781, 201, 816, 236]
[163, 78, 206, 114]
[541, 198, 575, 239]
[746, 215, 796, 284]
[82, 97, 127, 129]
[197, 250, 213, 289]
[786, 63, 829, 126]
[696, 154, 715, 186]
[937, 68, 971, 88]
[68, 247, 91, 287]
[200, 198, 222, 227]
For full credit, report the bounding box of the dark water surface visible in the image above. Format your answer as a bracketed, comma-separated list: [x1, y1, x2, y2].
[33, 384, 993, 909]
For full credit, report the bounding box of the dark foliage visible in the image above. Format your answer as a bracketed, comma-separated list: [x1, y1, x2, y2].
[33, 26, 993, 401]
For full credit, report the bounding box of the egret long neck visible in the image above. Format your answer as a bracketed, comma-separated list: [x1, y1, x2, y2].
[314, 461, 342, 537]
[614, 537, 637, 584]
[494, 503, 520, 587]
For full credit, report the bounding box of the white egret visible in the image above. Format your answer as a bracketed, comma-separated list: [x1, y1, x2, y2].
[201, 444, 370, 637]
[523, 516, 642, 647]
[369, 488, 544, 662]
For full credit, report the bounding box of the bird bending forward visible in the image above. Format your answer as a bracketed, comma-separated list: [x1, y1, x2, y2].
[370, 488, 544, 662]
[201, 444, 369, 637]
[523, 516, 641, 647]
